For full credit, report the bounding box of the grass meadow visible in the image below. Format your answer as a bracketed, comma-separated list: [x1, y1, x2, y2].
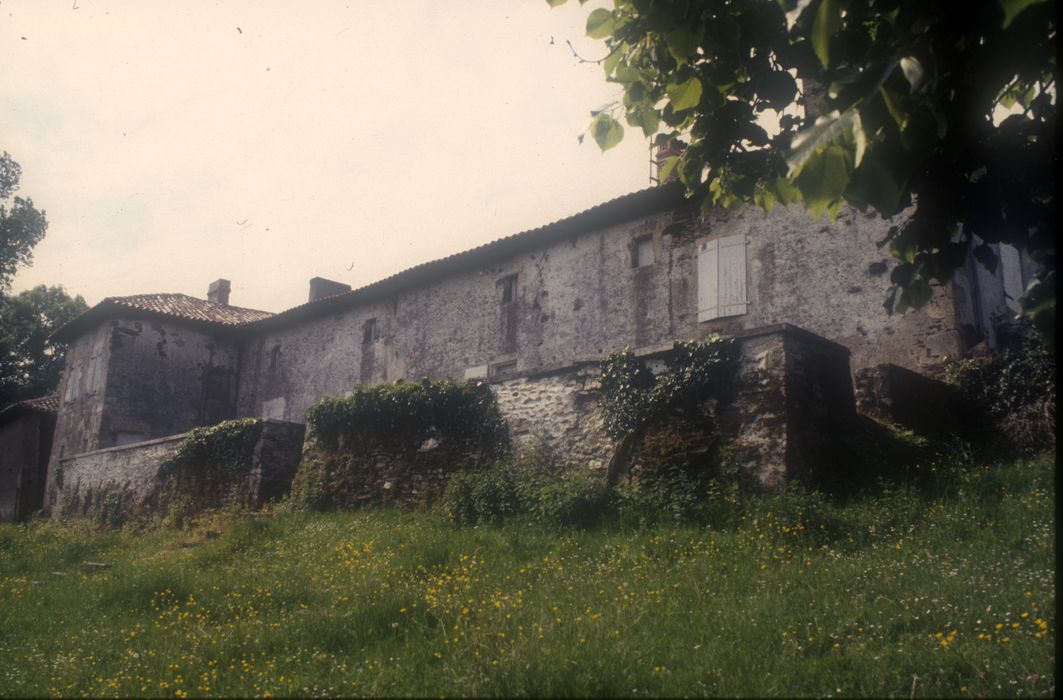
[0, 451, 1054, 697]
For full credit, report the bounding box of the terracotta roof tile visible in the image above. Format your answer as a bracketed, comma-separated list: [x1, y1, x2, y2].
[0, 394, 59, 422]
[107, 293, 273, 325]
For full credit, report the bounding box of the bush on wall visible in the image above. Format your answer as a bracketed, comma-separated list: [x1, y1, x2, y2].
[291, 379, 509, 510]
[154, 418, 264, 524]
[600, 338, 740, 505]
[306, 378, 507, 453]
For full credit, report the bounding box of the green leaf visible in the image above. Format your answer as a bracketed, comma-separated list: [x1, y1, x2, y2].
[852, 110, 867, 167]
[589, 112, 624, 151]
[795, 144, 850, 217]
[631, 105, 660, 137]
[812, 0, 840, 68]
[602, 47, 624, 77]
[586, 8, 615, 39]
[786, 108, 858, 177]
[545, 0, 568, 6]
[906, 279, 933, 309]
[879, 87, 912, 130]
[666, 77, 703, 112]
[665, 27, 698, 63]
[899, 56, 925, 92]
[658, 155, 680, 183]
[998, 0, 1048, 28]
[848, 159, 903, 216]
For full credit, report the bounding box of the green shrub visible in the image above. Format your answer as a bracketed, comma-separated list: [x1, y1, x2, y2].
[599, 337, 739, 441]
[306, 378, 508, 455]
[532, 469, 616, 529]
[945, 324, 1055, 451]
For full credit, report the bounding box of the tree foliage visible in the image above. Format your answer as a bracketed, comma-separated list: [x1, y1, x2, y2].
[0, 152, 48, 290]
[0, 285, 88, 407]
[552, 0, 1056, 343]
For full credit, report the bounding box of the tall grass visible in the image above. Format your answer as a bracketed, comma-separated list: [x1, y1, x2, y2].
[0, 452, 1054, 697]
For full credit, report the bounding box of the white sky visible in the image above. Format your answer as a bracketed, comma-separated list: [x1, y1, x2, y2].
[3, 0, 652, 312]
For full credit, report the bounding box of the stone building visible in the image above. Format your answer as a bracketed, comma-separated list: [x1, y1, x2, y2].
[32, 180, 1030, 512]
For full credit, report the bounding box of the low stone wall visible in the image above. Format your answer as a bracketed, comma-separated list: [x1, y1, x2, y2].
[54, 419, 306, 521]
[492, 365, 613, 472]
[491, 323, 855, 488]
[855, 363, 969, 435]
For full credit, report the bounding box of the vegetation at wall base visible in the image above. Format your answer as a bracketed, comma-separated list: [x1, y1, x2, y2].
[291, 379, 509, 511]
[944, 324, 1056, 453]
[2, 449, 1051, 697]
[154, 418, 265, 525]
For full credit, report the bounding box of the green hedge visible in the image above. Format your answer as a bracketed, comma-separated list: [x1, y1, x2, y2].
[306, 378, 508, 453]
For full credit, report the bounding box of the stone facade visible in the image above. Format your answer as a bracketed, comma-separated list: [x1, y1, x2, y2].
[236, 198, 967, 428]
[31, 182, 1027, 511]
[53, 419, 305, 520]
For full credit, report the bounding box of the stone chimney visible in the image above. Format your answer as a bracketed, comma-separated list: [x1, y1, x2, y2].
[308, 277, 352, 302]
[654, 138, 686, 184]
[207, 278, 231, 305]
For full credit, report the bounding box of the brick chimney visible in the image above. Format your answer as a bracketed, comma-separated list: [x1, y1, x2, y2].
[654, 138, 686, 184]
[207, 278, 231, 305]
[308, 277, 351, 302]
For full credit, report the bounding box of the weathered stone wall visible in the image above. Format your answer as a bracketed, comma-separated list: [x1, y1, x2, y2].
[486, 324, 855, 488]
[855, 363, 970, 435]
[235, 202, 961, 428]
[491, 364, 613, 472]
[46, 317, 241, 509]
[55, 433, 184, 519]
[53, 420, 305, 521]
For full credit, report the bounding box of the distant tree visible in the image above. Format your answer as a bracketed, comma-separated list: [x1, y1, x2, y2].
[1, 151, 49, 291]
[0, 285, 88, 407]
[551, 0, 1056, 345]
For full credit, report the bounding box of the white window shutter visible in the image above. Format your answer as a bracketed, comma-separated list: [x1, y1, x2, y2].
[718, 234, 748, 317]
[697, 238, 719, 321]
[698, 234, 747, 321]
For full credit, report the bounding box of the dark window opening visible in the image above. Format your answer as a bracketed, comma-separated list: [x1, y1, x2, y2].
[269, 345, 281, 369]
[633, 235, 655, 268]
[498, 274, 517, 304]
[362, 318, 380, 344]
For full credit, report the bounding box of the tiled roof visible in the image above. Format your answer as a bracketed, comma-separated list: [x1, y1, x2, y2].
[250, 182, 688, 331]
[51, 182, 687, 341]
[106, 294, 273, 325]
[0, 394, 59, 423]
[51, 293, 272, 342]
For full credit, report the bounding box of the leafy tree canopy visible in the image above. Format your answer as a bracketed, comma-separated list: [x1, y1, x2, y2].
[0, 285, 88, 407]
[550, 0, 1056, 343]
[1, 152, 49, 290]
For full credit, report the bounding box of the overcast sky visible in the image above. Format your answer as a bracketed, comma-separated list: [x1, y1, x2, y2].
[3, 0, 652, 312]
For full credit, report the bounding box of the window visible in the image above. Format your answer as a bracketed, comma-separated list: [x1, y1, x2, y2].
[498, 274, 517, 304]
[362, 318, 380, 344]
[269, 344, 281, 369]
[64, 364, 81, 403]
[634, 235, 655, 268]
[491, 360, 518, 379]
[86, 353, 101, 394]
[697, 234, 748, 321]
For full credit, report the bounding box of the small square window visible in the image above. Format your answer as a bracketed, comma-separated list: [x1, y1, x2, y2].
[498, 275, 517, 304]
[634, 236, 655, 268]
[362, 318, 380, 344]
[491, 360, 518, 378]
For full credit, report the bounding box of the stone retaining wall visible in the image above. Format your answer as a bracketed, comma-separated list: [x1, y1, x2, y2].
[54, 419, 305, 520]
